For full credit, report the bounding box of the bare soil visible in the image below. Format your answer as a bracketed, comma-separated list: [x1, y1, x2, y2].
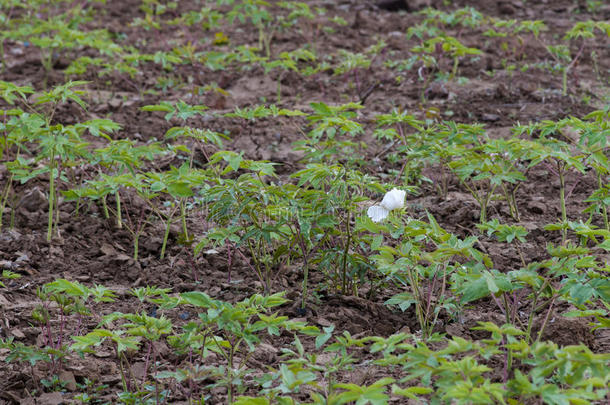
[0, 0, 609, 403]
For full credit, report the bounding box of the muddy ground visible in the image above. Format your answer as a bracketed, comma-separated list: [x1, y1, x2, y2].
[0, 0, 609, 403]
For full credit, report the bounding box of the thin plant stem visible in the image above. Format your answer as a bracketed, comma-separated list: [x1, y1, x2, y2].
[160, 217, 172, 260]
[0, 174, 12, 231]
[101, 196, 110, 219]
[227, 241, 233, 283]
[341, 211, 352, 295]
[562, 39, 586, 96]
[294, 221, 314, 310]
[115, 347, 128, 392]
[0, 40, 4, 74]
[425, 272, 437, 327]
[53, 162, 62, 239]
[180, 199, 188, 238]
[406, 267, 426, 336]
[535, 295, 556, 344]
[525, 278, 550, 343]
[133, 236, 139, 261]
[123, 204, 147, 261]
[598, 173, 609, 231]
[116, 191, 123, 229]
[153, 347, 159, 405]
[237, 243, 267, 292]
[141, 341, 152, 391]
[47, 152, 56, 242]
[516, 243, 526, 268]
[158, 204, 178, 260]
[491, 293, 507, 321]
[558, 162, 567, 244]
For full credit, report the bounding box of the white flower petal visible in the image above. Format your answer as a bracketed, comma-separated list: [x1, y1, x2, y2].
[380, 188, 406, 211]
[367, 205, 389, 222]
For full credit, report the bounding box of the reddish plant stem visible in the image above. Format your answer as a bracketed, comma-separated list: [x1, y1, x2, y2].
[226, 241, 233, 283]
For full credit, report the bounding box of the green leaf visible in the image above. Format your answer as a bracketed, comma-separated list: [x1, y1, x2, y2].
[70, 332, 104, 352]
[597, 239, 610, 251]
[392, 384, 434, 398]
[180, 291, 215, 308]
[45, 279, 90, 298]
[460, 276, 488, 304]
[228, 153, 243, 171]
[167, 181, 193, 198]
[315, 325, 334, 349]
[569, 283, 595, 306]
[483, 271, 500, 294]
[234, 398, 269, 405]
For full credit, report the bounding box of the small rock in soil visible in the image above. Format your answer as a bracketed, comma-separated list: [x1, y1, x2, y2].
[37, 392, 65, 405]
[10, 328, 25, 339]
[15, 252, 29, 264]
[252, 342, 278, 364]
[141, 236, 162, 254]
[18, 397, 35, 405]
[131, 361, 147, 380]
[0, 229, 21, 242]
[99, 243, 116, 256]
[481, 113, 500, 122]
[49, 245, 64, 257]
[211, 386, 227, 396]
[108, 97, 122, 110]
[125, 262, 142, 280]
[527, 200, 546, 214]
[316, 317, 333, 327]
[519, 221, 539, 231]
[58, 370, 77, 391]
[0, 260, 18, 270]
[0, 391, 23, 404]
[153, 340, 170, 358]
[114, 253, 132, 263]
[18, 187, 47, 212]
[93, 350, 113, 358]
[0, 292, 10, 306]
[9, 46, 24, 56]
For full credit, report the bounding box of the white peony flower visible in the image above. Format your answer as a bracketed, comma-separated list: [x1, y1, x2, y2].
[380, 188, 406, 211]
[367, 188, 406, 222]
[367, 205, 390, 222]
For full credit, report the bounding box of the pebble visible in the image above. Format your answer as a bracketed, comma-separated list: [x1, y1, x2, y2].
[18, 187, 47, 212]
[527, 201, 546, 214]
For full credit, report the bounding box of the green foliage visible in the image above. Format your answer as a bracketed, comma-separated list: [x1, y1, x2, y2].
[0, 2, 608, 404]
[374, 213, 489, 337]
[412, 35, 482, 78]
[477, 219, 528, 244]
[0, 269, 20, 288]
[2, 80, 123, 241]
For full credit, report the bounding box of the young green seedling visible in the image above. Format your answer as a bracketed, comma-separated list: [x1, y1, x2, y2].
[447, 136, 526, 223]
[569, 110, 610, 230]
[146, 164, 210, 259]
[373, 109, 426, 183]
[8, 81, 120, 242]
[412, 35, 482, 80]
[477, 219, 528, 266]
[515, 121, 586, 243]
[178, 291, 290, 404]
